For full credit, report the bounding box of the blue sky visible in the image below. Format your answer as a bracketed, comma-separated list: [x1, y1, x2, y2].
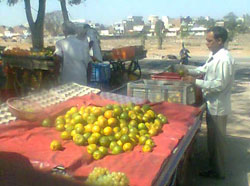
[0, 0, 250, 26]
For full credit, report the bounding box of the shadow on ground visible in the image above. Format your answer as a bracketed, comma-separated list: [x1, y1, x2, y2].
[190, 132, 250, 186]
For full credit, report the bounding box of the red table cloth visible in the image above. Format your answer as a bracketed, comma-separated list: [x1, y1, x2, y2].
[0, 94, 201, 186]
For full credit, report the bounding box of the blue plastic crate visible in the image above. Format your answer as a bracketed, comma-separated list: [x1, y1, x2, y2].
[90, 63, 111, 83]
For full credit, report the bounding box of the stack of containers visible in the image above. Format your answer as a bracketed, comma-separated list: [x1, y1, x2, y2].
[88, 62, 111, 90]
[127, 79, 196, 105]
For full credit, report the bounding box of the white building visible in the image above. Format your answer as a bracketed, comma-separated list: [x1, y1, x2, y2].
[190, 27, 207, 36]
[100, 30, 111, 36]
[166, 27, 180, 37]
[148, 15, 159, 25]
[113, 22, 125, 35]
[162, 16, 169, 28]
[133, 25, 144, 32]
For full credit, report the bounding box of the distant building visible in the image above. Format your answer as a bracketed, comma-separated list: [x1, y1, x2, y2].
[100, 30, 111, 36]
[127, 16, 144, 25]
[133, 25, 144, 32]
[166, 27, 180, 37]
[162, 16, 169, 28]
[190, 26, 207, 36]
[148, 15, 159, 25]
[113, 22, 125, 35]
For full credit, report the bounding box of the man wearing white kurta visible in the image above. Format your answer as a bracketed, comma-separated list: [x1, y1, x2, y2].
[184, 26, 235, 179]
[54, 22, 90, 85]
[78, 24, 103, 62]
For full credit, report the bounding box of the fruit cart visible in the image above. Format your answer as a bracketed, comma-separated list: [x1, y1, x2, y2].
[102, 45, 147, 87]
[0, 81, 205, 186]
[1, 48, 57, 98]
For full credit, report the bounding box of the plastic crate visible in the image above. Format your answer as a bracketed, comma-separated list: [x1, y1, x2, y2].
[151, 72, 182, 80]
[90, 63, 111, 83]
[127, 80, 196, 105]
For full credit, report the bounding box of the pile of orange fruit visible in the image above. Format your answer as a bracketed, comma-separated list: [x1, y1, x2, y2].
[46, 103, 168, 160]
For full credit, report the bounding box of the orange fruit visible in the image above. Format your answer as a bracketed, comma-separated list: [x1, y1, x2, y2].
[146, 110, 156, 118]
[97, 116, 108, 128]
[145, 139, 155, 148]
[87, 115, 97, 124]
[133, 105, 141, 112]
[123, 142, 133, 152]
[114, 131, 122, 140]
[70, 106, 78, 114]
[88, 135, 98, 144]
[55, 117, 65, 125]
[41, 118, 51, 127]
[50, 140, 62, 151]
[120, 134, 131, 144]
[55, 123, 65, 131]
[104, 110, 114, 119]
[72, 114, 84, 124]
[105, 104, 113, 110]
[87, 144, 97, 154]
[129, 127, 138, 134]
[92, 133, 101, 140]
[109, 141, 118, 150]
[92, 150, 103, 160]
[148, 128, 158, 137]
[108, 118, 118, 127]
[154, 118, 162, 125]
[83, 132, 91, 140]
[121, 127, 129, 134]
[142, 144, 152, 152]
[75, 124, 85, 134]
[98, 146, 108, 156]
[71, 130, 77, 137]
[82, 112, 89, 121]
[113, 126, 120, 133]
[60, 131, 71, 140]
[120, 112, 129, 120]
[99, 136, 110, 147]
[112, 145, 123, 155]
[139, 136, 148, 145]
[113, 107, 122, 116]
[129, 120, 137, 128]
[85, 124, 94, 133]
[92, 125, 101, 133]
[92, 107, 103, 117]
[138, 123, 147, 130]
[117, 140, 123, 146]
[65, 124, 74, 132]
[73, 134, 86, 146]
[103, 126, 113, 136]
[139, 129, 148, 136]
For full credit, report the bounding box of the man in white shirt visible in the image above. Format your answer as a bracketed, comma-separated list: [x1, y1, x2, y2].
[78, 24, 103, 62]
[54, 22, 90, 85]
[184, 26, 235, 179]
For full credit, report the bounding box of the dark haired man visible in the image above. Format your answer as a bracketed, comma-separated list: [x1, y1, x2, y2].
[184, 26, 235, 179]
[54, 22, 90, 85]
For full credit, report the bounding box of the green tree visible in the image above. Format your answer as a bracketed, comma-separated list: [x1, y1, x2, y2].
[223, 12, 238, 41]
[155, 20, 165, 49]
[44, 11, 64, 36]
[59, 0, 84, 23]
[1, 0, 46, 50]
[196, 17, 215, 28]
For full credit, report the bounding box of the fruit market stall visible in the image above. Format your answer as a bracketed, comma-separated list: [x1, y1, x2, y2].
[0, 82, 204, 186]
[100, 45, 147, 88]
[1, 47, 57, 99]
